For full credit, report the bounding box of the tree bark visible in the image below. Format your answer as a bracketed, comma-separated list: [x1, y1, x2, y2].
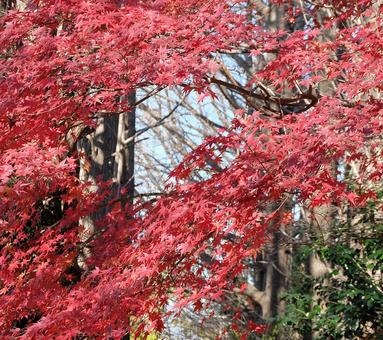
[77, 93, 135, 338]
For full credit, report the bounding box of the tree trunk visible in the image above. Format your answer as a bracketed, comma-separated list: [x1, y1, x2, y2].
[77, 94, 136, 340]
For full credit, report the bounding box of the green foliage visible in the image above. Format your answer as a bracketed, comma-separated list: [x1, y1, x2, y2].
[271, 221, 383, 339]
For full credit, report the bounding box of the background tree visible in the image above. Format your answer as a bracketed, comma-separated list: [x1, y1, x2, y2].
[133, 1, 383, 338]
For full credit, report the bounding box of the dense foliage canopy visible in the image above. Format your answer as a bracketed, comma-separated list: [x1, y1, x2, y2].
[0, 0, 382, 337]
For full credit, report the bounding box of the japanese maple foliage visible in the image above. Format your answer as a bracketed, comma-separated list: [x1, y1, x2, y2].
[1, 0, 382, 338]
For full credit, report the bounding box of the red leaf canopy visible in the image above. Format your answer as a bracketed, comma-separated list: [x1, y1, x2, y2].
[0, 0, 382, 337]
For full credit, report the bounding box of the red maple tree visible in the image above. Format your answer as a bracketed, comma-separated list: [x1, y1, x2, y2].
[0, 0, 382, 337]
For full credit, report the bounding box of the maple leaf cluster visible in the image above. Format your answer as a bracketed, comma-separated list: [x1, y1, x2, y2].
[0, 0, 382, 337]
